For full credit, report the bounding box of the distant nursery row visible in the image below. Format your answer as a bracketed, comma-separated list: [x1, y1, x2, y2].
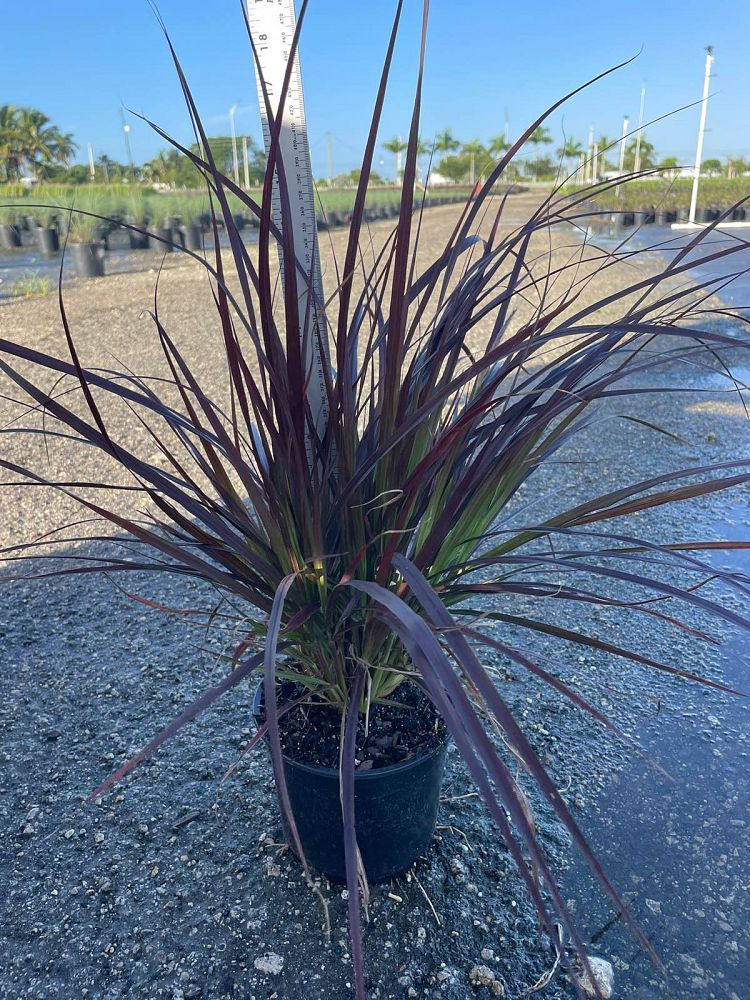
[0, 184, 475, 242]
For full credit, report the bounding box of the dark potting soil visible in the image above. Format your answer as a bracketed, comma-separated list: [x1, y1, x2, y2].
[265, 680, 447, 770]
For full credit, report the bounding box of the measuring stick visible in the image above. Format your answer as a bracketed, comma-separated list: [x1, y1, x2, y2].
[247, 0, 332, 449]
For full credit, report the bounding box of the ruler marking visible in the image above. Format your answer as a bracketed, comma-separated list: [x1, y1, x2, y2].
[248, 0, 331, 453]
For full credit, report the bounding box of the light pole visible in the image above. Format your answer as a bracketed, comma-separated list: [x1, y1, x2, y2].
[688, 47, 714, 226]
[119, 108, 135, 180]
[87, 142, 95, 180]
[634, 83, 647, 174]
[242, 136, 250, 189]
[229, 104, 239, 186]
[325, 131, 333, 184]
[615, 115, 629, 197]
[587, 124, 594, 182]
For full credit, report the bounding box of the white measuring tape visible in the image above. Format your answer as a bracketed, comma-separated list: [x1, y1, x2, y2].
[247, 0, 332, 450]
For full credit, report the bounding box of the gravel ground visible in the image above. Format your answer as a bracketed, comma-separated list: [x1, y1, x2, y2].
[0, 199, 748, 999]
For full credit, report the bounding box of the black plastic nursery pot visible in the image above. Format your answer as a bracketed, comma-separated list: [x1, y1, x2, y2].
[36, 227, 59, 255]
[129, 230, 150, 250]
[655, 209, 677, 226]
[0, 224, 21, 249]
[149, 227, 174, 252]
[252, 682, 449, 884]
[181, 223, 202, 251]
[71, 242, 105, 278]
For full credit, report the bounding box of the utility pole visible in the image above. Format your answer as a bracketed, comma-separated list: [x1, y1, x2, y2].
[615, 115, 629, 196]
[325, 131, 333, 184]
[87, 142, 95, 180]
[242, 136, 250, 188]
[229, 104, 239, 185]
[689, 47, 714, 226]
[396, 134, 403, 182]
[634, 83, 647, 174]
[587, 124, 594, 182]
[504, 110, 509, 145]
[119, 108, 135, 180]
[593, 142, 599, 181]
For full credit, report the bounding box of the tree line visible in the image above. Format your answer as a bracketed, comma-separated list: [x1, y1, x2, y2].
[381, 127, 749, 183]
[0, 106, 267, 187]
[2, 106, 747, 189]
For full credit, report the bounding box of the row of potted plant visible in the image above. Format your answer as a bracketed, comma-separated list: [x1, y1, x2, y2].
[583, 175, 750, 215]
[0, 193, 208, 277]
[1, 187, 471, 283]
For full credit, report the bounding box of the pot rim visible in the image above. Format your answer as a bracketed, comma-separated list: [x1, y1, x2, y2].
[251, 679, 449, 781]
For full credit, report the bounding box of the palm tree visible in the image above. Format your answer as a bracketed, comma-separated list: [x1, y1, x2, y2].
[14, 108, 77, 179]
[433, 129, 460, 157]
[556, 139, 584, 180]
[527, 127, 552, 175]
[0, 105, 22, 181]
[593, 134, 616, 173]
[96, 154, 123, 183]
[623, 136, 656, 172]
[382, 136, 407, 181]
[488, 134, 511, 159]
[461, 139, 488, 185]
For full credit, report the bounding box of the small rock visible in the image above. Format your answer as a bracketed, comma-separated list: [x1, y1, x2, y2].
[573, 956, 614, 999]
[94, 831, 105, 845]
[254, 952, 284, 976]
[645, 898, 661, 915]
[481, 948, 494, 961]
[469, 964, 495, 988]
[64, 829, 75, 840]
[450, 857, 467, 880]
[706, 432, 718, 443]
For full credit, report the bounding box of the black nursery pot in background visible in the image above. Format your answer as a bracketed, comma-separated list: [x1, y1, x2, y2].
[0, 224, 21, 249]
[181, 223, 202, 251]
[71, 242, 105, 278]
[252, 683, 449, 883]
[129, 230, 150, 250]
[36, 227, 59, 255]
[149, 227, 174, 252]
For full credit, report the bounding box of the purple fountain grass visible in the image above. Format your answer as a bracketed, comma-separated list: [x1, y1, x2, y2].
[2, 2, 750, 997]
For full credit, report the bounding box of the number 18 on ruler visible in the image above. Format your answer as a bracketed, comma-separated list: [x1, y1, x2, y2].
[248, 0, 332, 450]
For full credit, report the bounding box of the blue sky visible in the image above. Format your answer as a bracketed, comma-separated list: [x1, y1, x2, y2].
[4, 1, 749, 177]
